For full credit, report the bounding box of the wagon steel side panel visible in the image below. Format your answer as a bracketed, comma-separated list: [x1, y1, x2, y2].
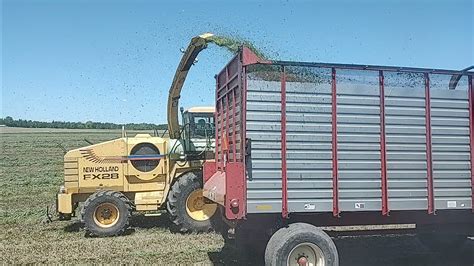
[430, 74, 471, 210]
[207, 47, 272, 219]
[208, 48, 474, 219]
[384, 72, 428, 211]
[214, 52, 246, 219]
[337, 70, 382, 212]
[243, 63, 473, 214]
[246, 78, 283, 213]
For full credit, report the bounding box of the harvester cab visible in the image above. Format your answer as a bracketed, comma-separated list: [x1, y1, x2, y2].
[179, 106, 215, 161]
[52, 33, 220, 236]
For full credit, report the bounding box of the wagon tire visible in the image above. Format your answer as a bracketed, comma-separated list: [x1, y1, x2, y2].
[166, 172, 218, 233]
[81, 190, 132, 237]
[265, 223, 339, 266]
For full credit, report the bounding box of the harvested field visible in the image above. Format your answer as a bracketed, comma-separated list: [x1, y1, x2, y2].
[0, 127, 472, 264]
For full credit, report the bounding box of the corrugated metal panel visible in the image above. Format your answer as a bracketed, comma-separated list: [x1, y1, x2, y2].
[384, 72, 429, 211]
[244, 66, 473, 214]
[286, 69, 334, 213]
[336, 70, 382, 212]
[246, 79, 282, 213]
[246, 69, 334, 213]
[430, 74, 472, 210]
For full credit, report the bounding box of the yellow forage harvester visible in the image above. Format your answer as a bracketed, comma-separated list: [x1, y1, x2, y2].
[53, 33, 219, 236]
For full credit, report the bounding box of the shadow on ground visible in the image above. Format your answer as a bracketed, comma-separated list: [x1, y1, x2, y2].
[208, 234, 474, 266]
[61, 215, 473, 265]
[62, 213, 172, 236]
[335, 234, 473, 266]
[129, 213, 172, 229]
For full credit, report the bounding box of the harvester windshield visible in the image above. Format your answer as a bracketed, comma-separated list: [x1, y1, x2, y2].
[187, 114, 214, 139]
[180, 107, 215, 157]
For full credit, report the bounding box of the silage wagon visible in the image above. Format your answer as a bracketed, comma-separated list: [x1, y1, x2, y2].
[203, 47, 474, 265]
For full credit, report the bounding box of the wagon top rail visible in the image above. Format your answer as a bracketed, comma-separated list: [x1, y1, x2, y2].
[270, 60, 473, 76]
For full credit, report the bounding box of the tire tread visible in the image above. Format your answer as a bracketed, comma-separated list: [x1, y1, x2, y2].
[81, 190, 131, 237]
[166, 172, 215, 233]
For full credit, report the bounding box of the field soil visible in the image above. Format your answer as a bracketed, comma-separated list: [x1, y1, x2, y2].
[0, 127, 472, 264]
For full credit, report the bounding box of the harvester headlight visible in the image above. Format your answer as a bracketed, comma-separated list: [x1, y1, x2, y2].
[59, 185, 66, 194]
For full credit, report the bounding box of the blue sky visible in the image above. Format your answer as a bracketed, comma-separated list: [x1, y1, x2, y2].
[2, 0, 473, 124]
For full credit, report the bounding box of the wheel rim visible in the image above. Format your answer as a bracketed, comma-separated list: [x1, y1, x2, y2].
[93, 203, 120, 228]
[287, 242, 325, 266]
[185, 189, 217, 221]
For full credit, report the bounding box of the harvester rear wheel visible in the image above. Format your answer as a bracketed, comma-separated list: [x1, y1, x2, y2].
[81, 190, 132, 237]
[166, 172, 218, 233]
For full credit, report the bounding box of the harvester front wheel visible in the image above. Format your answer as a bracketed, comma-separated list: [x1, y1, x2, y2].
[81, 190, 132, 237]
[167, 172, 218, 233]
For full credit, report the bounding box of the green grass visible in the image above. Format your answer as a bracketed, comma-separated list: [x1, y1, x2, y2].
[1, 128, 472, 265]
[0, 128, 238, 264]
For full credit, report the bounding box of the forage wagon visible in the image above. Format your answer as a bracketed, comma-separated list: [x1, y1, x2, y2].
[203, 47, 473, 265]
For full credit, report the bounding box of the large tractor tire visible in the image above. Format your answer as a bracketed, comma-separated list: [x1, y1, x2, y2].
[166, 172, 218, 233]
[265, 223, 339, 266]
[81, 190, 132, 237]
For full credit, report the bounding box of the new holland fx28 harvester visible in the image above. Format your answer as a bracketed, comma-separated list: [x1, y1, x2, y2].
[52, 33, 219, 236]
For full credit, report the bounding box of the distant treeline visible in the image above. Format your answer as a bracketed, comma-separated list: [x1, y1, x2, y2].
[0, 116, 168, 130]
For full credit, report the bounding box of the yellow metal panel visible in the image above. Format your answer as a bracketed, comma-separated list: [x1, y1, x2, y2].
[125, 138, 166, 181]
[64, 160, 78, 181]
[134, 191, 164, 209]
[134, 134, 152, 138]
[60, 132, 208, 214]
[77, 186, 122, 194]
[66, 187, 79, 194]
[135, 204, 159, 211]
[126, 182, 164, 192]
[64, 181, 78, 188]
[64, 162, 78, 168]
[57, 193, 72, 214]
[185, 106, 215, 113]
[64, 174, 78, 182]
[76, 138, 126, 190]
[64, 168, 78, 175]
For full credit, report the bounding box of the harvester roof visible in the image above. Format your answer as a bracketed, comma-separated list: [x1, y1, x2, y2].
[185, 106, 215, 114]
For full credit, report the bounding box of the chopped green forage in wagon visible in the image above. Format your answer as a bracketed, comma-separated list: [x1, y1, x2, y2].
[208, 35, 326, 83]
